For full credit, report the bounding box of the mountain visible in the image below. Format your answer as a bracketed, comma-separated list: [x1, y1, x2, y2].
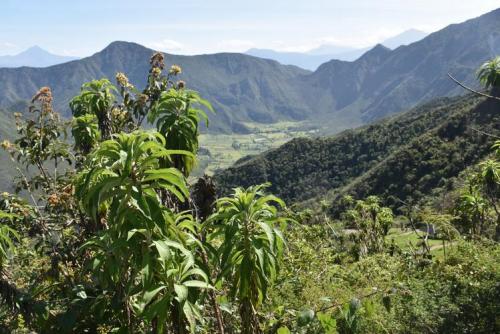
[303, 8, 500, 124]
[0, 8, 499, 135]
[0, 43, 310, 134]
[382, 29, 428, 49]
[245, 29, 427, 70]
[215, 94, 500, 212]
[0, 46, 79, 68]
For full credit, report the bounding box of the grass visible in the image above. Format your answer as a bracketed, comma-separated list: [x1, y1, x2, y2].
[387, 227, 445, 251]
[386, 227, 460, 260]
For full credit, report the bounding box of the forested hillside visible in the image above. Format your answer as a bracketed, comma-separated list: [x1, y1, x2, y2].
[215, 94, 499, 210]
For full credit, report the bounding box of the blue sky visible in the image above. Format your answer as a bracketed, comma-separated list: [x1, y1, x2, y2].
[1, 0, 499, 56]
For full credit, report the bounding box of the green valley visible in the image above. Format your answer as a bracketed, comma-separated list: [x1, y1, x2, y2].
[195, 121, 319, 176]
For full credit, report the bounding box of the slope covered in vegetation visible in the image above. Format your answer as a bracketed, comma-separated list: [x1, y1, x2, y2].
[0, 108, 18, 191]
[216, 94, 499, 210]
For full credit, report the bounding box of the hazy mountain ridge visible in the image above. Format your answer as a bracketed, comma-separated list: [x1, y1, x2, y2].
[246, 29, 427, 70]
[0, 9, 498, 135]
[0, 46, 79, 68]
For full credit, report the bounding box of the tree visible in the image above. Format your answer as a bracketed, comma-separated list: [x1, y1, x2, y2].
[342, 196, 393, 257]
[70, 79, 117, 141]
[75, 131, 210, 332]
[0, 211, 42, 326]
[149, 88, 213, 177]
[208, 184, 289, 334]
[418, 211, 459, 260]
[454, 142, 500, 239]
[477, 56, 500, 92]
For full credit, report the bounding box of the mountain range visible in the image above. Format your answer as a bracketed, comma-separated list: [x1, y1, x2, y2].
[0, 9, 499, 137]
[0, 46, 79, 68]
[245, 29, 428, 70]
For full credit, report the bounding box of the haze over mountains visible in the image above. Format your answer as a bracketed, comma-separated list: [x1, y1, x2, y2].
[245, 29, 428, 70]
[0, 9, 499, 136]
[0, 46, 79, 68]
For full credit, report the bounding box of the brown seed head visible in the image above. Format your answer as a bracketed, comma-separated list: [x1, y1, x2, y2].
[116, 72, 131, 88]
[177, 80, 186, 89]
[150, 52, 165, 70]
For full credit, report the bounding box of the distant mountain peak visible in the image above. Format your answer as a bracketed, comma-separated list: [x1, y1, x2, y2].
[357, 44, 391, 62]
[368, 43, 390, 53]
[106, 40, 144, 49]
[382, 29, 428, 49]
[18, 45, 54, 57]
[0, 7, 499, 138]
[0, 45, 79, 68]
[245, 28, 429, 70]
[25, 45, 44, 52]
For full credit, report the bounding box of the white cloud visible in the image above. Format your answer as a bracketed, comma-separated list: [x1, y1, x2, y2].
[216, 39, 256, 52]
[0, 42, 20, 55]
[59, 49, 82, 57]
[274, 42, 318, 53]
[1, 42, 17, 48]
[147, 39, 186, 53]
[268, 27, 428, 53]
[315, 28, 400, 48]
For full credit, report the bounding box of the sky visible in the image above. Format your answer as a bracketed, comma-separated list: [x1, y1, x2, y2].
[1, 0, 499, 57]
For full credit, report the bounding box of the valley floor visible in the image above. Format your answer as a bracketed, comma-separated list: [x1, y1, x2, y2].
[194, 121, 319, 176]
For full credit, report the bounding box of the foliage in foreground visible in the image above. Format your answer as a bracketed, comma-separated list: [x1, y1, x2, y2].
[0, 53, 290, 333]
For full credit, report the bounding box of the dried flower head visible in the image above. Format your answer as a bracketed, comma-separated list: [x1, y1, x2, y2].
[62, 184, 74, 195]
[111, 107, 128, 122]
[177, 80, 186, 89]
[1, 140, 12, 150]
[137, 94, 149, 106]
[169, 64, 182, 75]
[150, 52, 165, 70]
[13, 112, 22, 119]
[47, 193, 60, 207]
[22, 208, 30, 217]
[151, 67, 162, 77]
[31, 87, 53, 113]
[116, 72, 132, 88]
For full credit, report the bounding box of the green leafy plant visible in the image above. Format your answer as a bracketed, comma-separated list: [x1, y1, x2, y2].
[208, 184, 289, 333]
[342, 196, 393, 257]
[477, 56, 500, 90]
[70, 79, 118, 141]
[149, 88, 213, 176]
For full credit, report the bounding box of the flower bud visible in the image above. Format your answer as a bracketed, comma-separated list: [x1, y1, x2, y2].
[151, 67, 162, 77]
[169, 64, 182, 75]
[1, 140, 12, 150]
